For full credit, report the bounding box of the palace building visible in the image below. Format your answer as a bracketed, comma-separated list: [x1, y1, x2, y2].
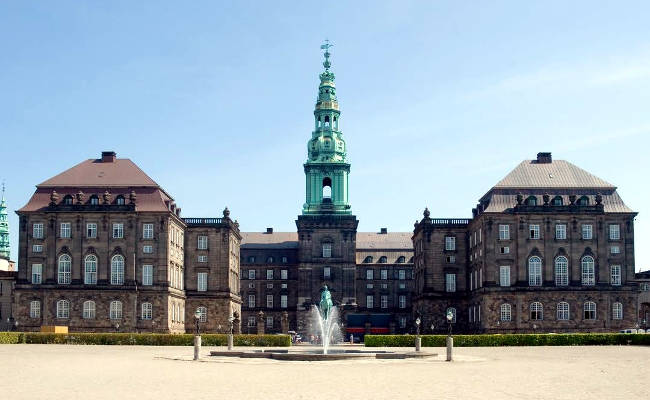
[10, 47, 644, 335]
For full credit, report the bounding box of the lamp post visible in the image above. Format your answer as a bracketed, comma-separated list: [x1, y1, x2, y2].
[193, 310, 201, 361]
[227, 316, 235, 351]
[415, 317, 421, 352]
[430, 323, 435, 334]
[446, 311, 453, 362]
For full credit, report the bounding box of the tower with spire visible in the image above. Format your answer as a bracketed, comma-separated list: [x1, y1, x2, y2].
[0, 182, 9, 260]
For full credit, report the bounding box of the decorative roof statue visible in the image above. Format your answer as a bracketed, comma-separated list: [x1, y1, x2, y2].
[423, 207, 431, 218]
[103, 190, 112, 205]
[223, 207, 230, 218]
[129, 190, 137, 205]
[50, 190, 60, 206]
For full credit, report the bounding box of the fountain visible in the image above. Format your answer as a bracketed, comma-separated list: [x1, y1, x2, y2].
[311, 285, 340, 354]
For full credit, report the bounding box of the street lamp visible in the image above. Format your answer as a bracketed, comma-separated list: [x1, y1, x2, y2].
[446, 310, 454, 362]
[227, 315, 235, 350]
[193, 310, 202, 361]
[430, 323, 435, 333]
[414, 317, 421, 352]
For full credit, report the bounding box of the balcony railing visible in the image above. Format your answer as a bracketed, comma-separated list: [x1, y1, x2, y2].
[183, 218, 223, 225]
[431, 218, 470, 225]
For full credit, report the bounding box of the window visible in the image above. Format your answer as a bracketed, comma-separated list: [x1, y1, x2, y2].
[248, 270, 256, 280]
[141, 303, 152, 320]
[266, 316, 273, 328]
[642, 283, 650, 291]
[582, 224, 593, 240]
[446, 307, 457, 323]
[446, 255, 456, 263]
[247, 256, 255, 263]
[281, 256, 288, 263]
[378, 256, 387, 263]
[366, 283, 374, 289]
[247, 316, 256, 327]
[610, 265, 621, 286]
[612, 302, 623, 320]
[399, 295, 406, 309]
[499, 224, 510, 240]
[500, 304, 512, 321]
[397, 256, 406, 263]
[398, 270, 405, 280]
[530, 302, 543, 320]
[89, 195, 99, 205]
[499, 266, 510, 287]
[111, 255, 125, 285]
[266, 295, 273, 308]
[197, 272, 208, 291]
[584, 301, 596, 320]
[110, 301, 123, 319]
[609, 224, 620, 240]
[60, 222, 71, 238]
[554, 256, 568, 286]
[528, 256, 542, 286]
[198, 255, 208, 263]
[142, 223, 154, 239]
[86, 223, 97, 238]
[142, 265, 153, 286]
[281, 283, 287, 289]
[445, 273, 456, 292]
[380, 269, 388, 280]
[143, 245, 153, 254]
[56, 300, 70, 319]
[58, 254, 71, 284]
[248, 294, 255, 308]
[281, 295, 287, 308]
[366, 269, 374, 280]
[445, 236, 456, 251]
[84, 255, 97, 284]
[33, 223, 44, 239]
[363, 256, 373, 263]
[525, 196, 537, 206]
[557, 302, 570, 320]
[322, 243, 332, 258]
[31, 264, 42, 284]
[610, 246, 620, 254]
[399, 283, 406, 289]
[266, 269, 273, 280]
[266, 283, 273, 289]
[578, 196, 589, 206]
[112, 223, 124, 239]
[116, 196, 125, 205]
[552, 196, 563, 206]
[83, 301, 96, 319]
[281, 269, 288, 280]
[555, 224, 566, 240]
[324, 266, 331, 279]
[529, 224, 540, 239]
[399, 317, 407, 329]
[366, 295, 374, 309]
[30, 301, 41, 318]
[33, 244, 43, 253]
[581, 256, 595, 285]
[381, 295, 388, 309]
[500, 246, 510, 254]
[197, 306, 207, 323]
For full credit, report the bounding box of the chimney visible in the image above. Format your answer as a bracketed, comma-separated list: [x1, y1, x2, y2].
[101, 151, 116, 163]
[380, 228, 388, 234]
[265, 227, 273, 234]
[536, 152, 552, 164]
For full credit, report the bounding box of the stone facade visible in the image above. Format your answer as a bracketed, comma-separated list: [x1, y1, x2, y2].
[0, 271, 16, 330]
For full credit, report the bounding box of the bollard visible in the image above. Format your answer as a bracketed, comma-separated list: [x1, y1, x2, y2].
[350, 334, 354, 344]
[227, 333, 233, 350]
[415, 336, 421, 352]
[193, 335, 201, 360]
[446, 336, 453, 361]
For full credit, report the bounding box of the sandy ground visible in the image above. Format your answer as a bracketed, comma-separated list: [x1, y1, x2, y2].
[1, 344, 648, 400]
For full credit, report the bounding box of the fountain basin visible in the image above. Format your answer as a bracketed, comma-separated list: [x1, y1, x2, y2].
[209, 349, 438, 361]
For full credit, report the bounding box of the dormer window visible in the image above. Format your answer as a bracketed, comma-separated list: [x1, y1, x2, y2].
[63, 195, 73, 205]
[364, 256, 373, 263]
[577, 196, 589, 206]
[551, 196, 563, 206]
[116, 195, 125, 205]
[89, 195, 99, 205]
[525, 196, 538, 206]
[378, 256, 387, 263]
[397, 256, 406, 263]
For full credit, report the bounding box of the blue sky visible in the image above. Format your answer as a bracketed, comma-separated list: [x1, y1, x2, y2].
[1, 1, 649, 270]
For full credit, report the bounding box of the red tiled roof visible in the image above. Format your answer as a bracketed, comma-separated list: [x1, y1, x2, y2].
[38, 158, 160, 188]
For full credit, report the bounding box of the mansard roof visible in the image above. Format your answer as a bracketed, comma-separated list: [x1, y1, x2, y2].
[494, 159, 614, 190]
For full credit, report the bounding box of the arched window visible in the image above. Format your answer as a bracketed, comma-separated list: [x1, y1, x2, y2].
[141, 302, 152, 320]
[551, 196, 563, 206]
[110, 301, 123, 320]
[111, 255, 125, 285]
[57, 299, 70, 319]
[500, 304, 512, 321]
[84, 255, 97, 284]
[115, 195, 125, 205]
[63, 195, 73, 205]
[363, 256, 373, 263]
[446, 307, 457, 323]
[525, 196, 538, 206]
[322, 177, 332, 200]
[197, 306, 207, 323]
[396, 256, 406, 263]
[581, 256, 595, 285]
[378, 256, 387, 263]
[89, 195, 99, 205]
[324, 115, 330, 128]
[612, 302, 623, 320]
[577, 196, 589, 206]
[83, 300, 96, 319]
[554, 256, 568, 286]
[266, 256, 274, 263]
[528, 256, 542, 286]
[530, 302, 543, 320]
[58, 254, 71, 284]
[583, 301, 596, 320]
[557, 301, 570, 320]
[30, 300, 41, 318]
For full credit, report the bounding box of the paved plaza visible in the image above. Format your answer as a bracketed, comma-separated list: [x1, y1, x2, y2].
[1, 344, 648, 399]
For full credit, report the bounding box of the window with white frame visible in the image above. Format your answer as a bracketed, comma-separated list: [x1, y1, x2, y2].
[142, 265, 153, 286]
[324, 266, 331, 279]
[612, 302, 623, 320]
[380, 295, 388, 309]
[197, 235, 208, 250]
[399, 283, 406, 289]
[446, 255, 456, 263]
[445, 236, 456, 251]
[266, 269, 273, 280]
[86, 223, 97, 238]
[528, 256, 542, 286]
[583, 301, 596, 320]
[555, 256, 569, 286]
[557, 302, 570, 320]
[198, 255, 208, 263]
[141, 302, 152, 320]
[56, 300, 69, 319]
[247, 316, 256, 327]
[582, 224, 593, 240]
[609, 224, 620, 240]
[266, 316, 273, 328]
[60, 222, 71, 238]
[33, 223, 44, 239]
[530, 302, 543, 320]
[446, 307, 457, 323]
[110, 301, 123, 319]
[58, 254, 71, 284]
[381, 269, 388, 280]
[281, 283, 287, 289]
[143, 223, 154, 239]
[197, 306, 207, 323]
[30, 300, 41, 318]
[610, 246, 620, 254]
[529, 224, 540, 239]
[399, 295, 406, 309]
[499, 224, 510, 240]
[143, 245, 153, 254]
[31, 264, 42, 284]
[581, 256, 595, 285]
[32, 244, 43, 253]
[322, 243, 332, 258]
[197, 272, 208, 291]
[555, 224, 566, 240]
[500, 304, 511, 321]
[84, 255, 97, 284]
[281, 269, 288, 280]
[398, 270, 405, 280]
[111, 255, 125, 285]
[266, 295, 273, 308]
[281, 295, 287, 308]
[281, 256, 288, 263]
[610, 265, 621, 286]
[248, 294, 255, 308]
[83, 300, 96, 319]
[500, 246, 510, 254]
[366, 295, 374, 309]
[445, 273, 456, 292]
[248, 269, 256, 280]
[499, 266, 510, 287]
[366, 269, 374, 280]
[112, 223, 123, 239]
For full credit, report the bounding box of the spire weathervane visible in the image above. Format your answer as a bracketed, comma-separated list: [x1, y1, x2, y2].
[320, 39, 333, 70]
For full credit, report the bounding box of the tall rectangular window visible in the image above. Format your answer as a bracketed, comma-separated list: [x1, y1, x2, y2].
[33, 223, 44, 239]
[86, 223, 97, 238]
[266, 316, 273, 328]
[499, 224, 510, 240]
[609, 224, 620, 240]
[380, 295, 388, 309]
[197, 236, 208, 250]
[399, 295, 406, 309]
[142, 265, 153, 286]
[248, 270, 255, 280]
[266, 269, 273, 280]
[112, 223, 124, 239]
[143, 223, 154, 239]
[398, 270, 405, 280]
[529, 224, 540, 239]
[555, 224, 566, 240]
[266, 295, 273, 308]
[324, 266, 331, 279]
[366, 295, 374, 309]
[381, 269, 388, 280]
[611, 265, 621, 286]
[141, 303, 153, 320]
[248, 294, 255, 308]
[30, 301, 41, 318]
[366, 269, 374, 280]
[445, 273, 456, 292]
[60, 222, 71, 238]
[322, 243, 332, 258]
[499, 266, 510, 287]
[445, 236, 456, 251]
[31, 264, 42, 284]
[197, 272, 208, 291]
[582, 224, 593, 240]
[281, 269, 288, 280]
[281, 295, 287, 308]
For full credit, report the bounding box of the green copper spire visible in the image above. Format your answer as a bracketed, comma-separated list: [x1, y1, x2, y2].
[302, 41, 351, 215]
[0, 182, 9, 260]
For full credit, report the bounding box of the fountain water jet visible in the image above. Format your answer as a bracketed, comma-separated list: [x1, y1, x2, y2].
[311, 285, 340, 354]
